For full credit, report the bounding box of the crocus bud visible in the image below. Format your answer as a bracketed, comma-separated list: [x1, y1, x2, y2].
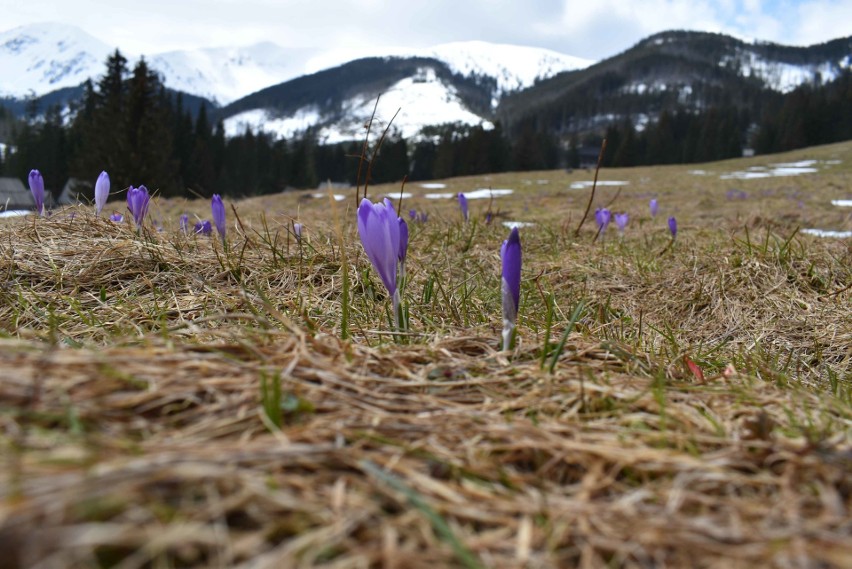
[595, 208, 611, 233]
[94, 171, 110, 215]
[458, 193, 468, 222]
[649, 199, 659, 217]
[211, 194, 226, 242]
[126, 185, 150, 229]
[195, 220, 212, 235]
[293, 222, 303, 242]
[28, 169, 45, 216]
[357, 197, 401, 328]
[668, 216, 678, 238]
[615, 212, 629, 233]
[501, 226, 521, 351]
[109, 212, 123, 222]
[408, 209, 417, 220]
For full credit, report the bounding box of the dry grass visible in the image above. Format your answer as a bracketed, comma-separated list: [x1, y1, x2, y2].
[1, 141, 851, 568]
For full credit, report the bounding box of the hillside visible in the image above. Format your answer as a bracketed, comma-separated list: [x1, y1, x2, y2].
[497, 30, 852, 139]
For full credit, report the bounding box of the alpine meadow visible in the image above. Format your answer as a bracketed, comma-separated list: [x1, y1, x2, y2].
[0, 137, 850, 567]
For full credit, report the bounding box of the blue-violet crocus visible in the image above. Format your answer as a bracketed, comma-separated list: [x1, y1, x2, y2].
[668, 216, 678, 239]
[28, 169, 45, 216]
[211, 194, 226, 242]
[501, 226, 522, 351]
[649, 198, 659, 217]
[615, 212, 629, 234]
[458, 193, 469, 222]
[357, 197, 401, 328]
[109, 212, 123, 223]
[94, 171, 110, 215]
[293, 222, 303, 242]
[595, 207, 611, 234]
[126, 185, 150, 229]
[195, 220, 212, 235]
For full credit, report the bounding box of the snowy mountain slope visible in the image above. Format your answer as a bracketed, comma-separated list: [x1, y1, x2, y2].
[1, 22, 594, 107]
[0, 23, 113, 98]
[148, 43, 321, 105]
[721, 49, 850, 93]
[304, 41, 595, 97]
[224, 66, 493, 143]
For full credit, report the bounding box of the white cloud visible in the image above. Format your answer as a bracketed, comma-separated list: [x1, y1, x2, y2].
[0, 0, 848, 59]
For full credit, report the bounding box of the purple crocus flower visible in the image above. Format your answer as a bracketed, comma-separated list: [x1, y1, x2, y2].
[293, 222, 303, 242]
[408, 209, 417, 221]
[126, 185, 150, 229]
[649, 199, 659, 217]
[109, 212, 124, 223]
[668, 216, 678, 239]
[485, 211, 493, 225]
[28, 169, 45, 216]
[194, 220, 212, 235]
[211, 194, 226, 242]
[357, 197, 401, 327]
[179, 214, 189, 233]
[458, 193, 469, 222]
[94, 171, 110, 215]
[419, 212, 428, 223]
[595, 207, 611, 234]
[615, 212, 629, 234]
[501, 226, 522, 351]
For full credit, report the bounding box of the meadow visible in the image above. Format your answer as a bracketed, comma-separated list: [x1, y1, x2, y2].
[0, 140, 850, 568]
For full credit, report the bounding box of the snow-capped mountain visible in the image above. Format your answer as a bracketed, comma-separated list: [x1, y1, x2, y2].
[224, 66, 495, 144]
[146, 43, 322, 105]
[0, 23, 113, 99]
[0, 22, 594, 108]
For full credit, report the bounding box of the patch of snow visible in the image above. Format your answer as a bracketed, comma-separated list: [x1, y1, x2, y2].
[384, 193, 413, 200]
[424, 193, 455, 199]
[801, 228, 852, 238]
[689, 170, 708, 175]
[503, 221, 534, 229]
[310, 193, 347, 201]
[0, 210, 31, 218]
[224, 106, 322, 138]
[722, 48, 847, 93]
[720, 164, 817, 180]
[569, 180, 629, 189]
[313, 67, 492, 143]
[831, 200, 852, 207]
[462, 189, 514, 199]
[420, 183, 446, 189]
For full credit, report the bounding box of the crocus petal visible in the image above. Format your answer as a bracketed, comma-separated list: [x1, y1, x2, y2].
[649, 199, 659, 217]
[357, 198, 400, 296]
[668, 216, 678, 238]
[211, 194, 226, 240]
[458, 193, 469, 221]
[28, 169, 45, 216]
[94, 171, 110, 214]
[501, 226, 521, 323]
[615, 213, 629, 231]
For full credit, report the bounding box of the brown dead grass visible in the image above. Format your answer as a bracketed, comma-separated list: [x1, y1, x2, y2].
[1, 142, 851, 568]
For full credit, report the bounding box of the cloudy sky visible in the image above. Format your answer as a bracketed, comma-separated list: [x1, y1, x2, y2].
[2, 0, 851, 59]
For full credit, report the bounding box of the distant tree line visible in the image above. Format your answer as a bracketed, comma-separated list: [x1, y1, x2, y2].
[1, 51, 851, 199]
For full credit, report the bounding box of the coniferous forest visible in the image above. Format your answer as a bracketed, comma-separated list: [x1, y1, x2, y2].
[1, 49, 851, 200]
